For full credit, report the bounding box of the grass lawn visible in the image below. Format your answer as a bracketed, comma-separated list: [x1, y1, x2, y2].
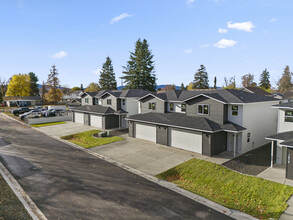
[61, 130, 124, 148]
[2, 112, 21, 121]
[31, 121, 66, 127]
[156, 159, 293, 219]
[0, 173, 31, 220]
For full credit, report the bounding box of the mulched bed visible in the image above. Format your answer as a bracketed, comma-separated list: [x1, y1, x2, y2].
[93, 129, 129, 138]
[223, 143, 271, 176]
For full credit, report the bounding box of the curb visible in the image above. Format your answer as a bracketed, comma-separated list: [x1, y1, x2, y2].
[0, 161, 47, 220]
[0, 113, 257, 220]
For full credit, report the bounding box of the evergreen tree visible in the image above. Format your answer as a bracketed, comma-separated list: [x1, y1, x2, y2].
[99, 56, 117, 90]
[259, 69, 271, 90]
[122, 39, 156, 91]
[193, 65, 209, 89]
[28, 72, 39, 96]
[180, 83, 184, 90]
[278, 66, 293, 92]
[214, 76, 217, 89]
[45, 65, 63, 103]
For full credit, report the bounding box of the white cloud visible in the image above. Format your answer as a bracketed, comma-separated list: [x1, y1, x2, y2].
[227, 21, 255, 32]
[186, 0, 195, 4]
[93, 69, 102, 75]
[199, 44, 210, 48]
[51, 51, 67, 59]
[270, 18, 277, 22]
[218, 28, 228, 34]
[110, 13, 132, 24]
[184, 49, 192, 54]
[214, 39, 237, 48]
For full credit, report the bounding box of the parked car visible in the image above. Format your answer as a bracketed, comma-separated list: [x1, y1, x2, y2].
[12, 107, 30, 116]
[42, 109, 65, 117]
[19, 110, 42, 120]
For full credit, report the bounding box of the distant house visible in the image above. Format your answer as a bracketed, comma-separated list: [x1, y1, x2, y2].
[4, 96, 42, 107]
[61, 90, 83, 107]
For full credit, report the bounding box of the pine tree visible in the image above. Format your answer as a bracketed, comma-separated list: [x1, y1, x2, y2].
[278, 66, 293, 92]
[259, 69, 271, 90]
[193, 65, 209, 89]
[28, 72, 39, 96]
[45, 65, 63, 103]
[180, 83, 184, 90]
[99, 56, 117, 90]
[122, 39, 156, 91]
[214, 76, 217, 89]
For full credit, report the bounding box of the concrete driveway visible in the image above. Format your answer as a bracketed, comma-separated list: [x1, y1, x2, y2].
[37, 121, 97, 137]
[91, 135, 231, 175]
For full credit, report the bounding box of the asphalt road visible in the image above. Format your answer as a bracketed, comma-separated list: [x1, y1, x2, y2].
[0, 114, 231, 220]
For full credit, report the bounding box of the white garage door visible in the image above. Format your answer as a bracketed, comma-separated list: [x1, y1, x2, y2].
[75, 113, 84, 124]
[170, 129, 202, 154]
[135, 123, 156, 142]
[90, 115, 103, 128]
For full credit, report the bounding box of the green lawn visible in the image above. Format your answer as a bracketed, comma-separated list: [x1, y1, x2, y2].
[61, 130, 124, 148]
[156, 159, 293, 219]
[31, 121, 66, 127]
[0, 173, 31, 220]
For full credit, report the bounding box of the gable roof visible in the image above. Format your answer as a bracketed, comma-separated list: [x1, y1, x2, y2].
[243, 87, 272, 96]
[81, 92, 99, 98]
[4, 96, 42, 101]
[71, 105, 114, 115]
[127, 112, 245, 133]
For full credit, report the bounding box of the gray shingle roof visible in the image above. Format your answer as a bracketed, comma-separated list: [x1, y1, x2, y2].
[99, 89, 150, 98]
[139, 89, 277, 103]
[128, 112, 245, 133]
[4, 96, 42, 101]
[266, 131, 293, 147]
[72, 105, 114, 115]
[244, 87, 272, 96]
[272, 102, 293, 108]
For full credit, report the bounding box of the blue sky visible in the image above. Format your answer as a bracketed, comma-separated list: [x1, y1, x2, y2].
[0, 0, 292, 89]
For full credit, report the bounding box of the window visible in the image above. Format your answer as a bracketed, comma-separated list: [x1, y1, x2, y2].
[122, 99, 125, 106]
[152, 102, 156, 110]
[85, 98, 89, 104]
[285, 110, 293, 122]
[181, 104, 186, 112]
[107, 99, 112, 105]
[247, 133, 250, 143]
[149, 103, 152, 109]
[169, 103, 174, 111]
[198, 104, 209, 115]
[232, 105, 238, 116]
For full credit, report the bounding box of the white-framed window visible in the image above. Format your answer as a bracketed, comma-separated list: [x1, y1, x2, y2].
[247, 133, 250, 143]
[122, 99, 126, 106]
[232, 105, 238, 116]
[152, 102, 156, 110]
[85, 98, 89, 104]
[198, 104, 209, 115]
[181, 103, 186, 112]
[107, 99, 112, 105]
[169, 103, 174, 111]
[285, 110, 293, 122]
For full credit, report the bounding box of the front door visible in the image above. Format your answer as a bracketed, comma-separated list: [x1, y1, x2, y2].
[286, 148, 293, 180]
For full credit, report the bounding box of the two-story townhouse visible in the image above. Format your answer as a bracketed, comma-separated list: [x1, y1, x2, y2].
[266, 100, 293, 179]
[127, 89, 278, 157]
[71, 89, 149, 129]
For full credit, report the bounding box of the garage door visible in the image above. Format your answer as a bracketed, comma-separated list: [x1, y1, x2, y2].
[135, 123, 156, 142]
[75, 112, 84, 124]
[90, 115, 103, 128]
[170, 129, 202, 154]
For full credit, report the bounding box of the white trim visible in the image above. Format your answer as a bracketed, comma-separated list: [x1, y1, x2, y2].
[197, 104, 209, 116]
[182, 94, 227, 104]
[279, 144, 293, 149]
[265, 137, 285, 141]
[138, 93, 166, 102]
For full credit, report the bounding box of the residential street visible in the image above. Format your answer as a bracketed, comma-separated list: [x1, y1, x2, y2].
[0, 114, 231, 220]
